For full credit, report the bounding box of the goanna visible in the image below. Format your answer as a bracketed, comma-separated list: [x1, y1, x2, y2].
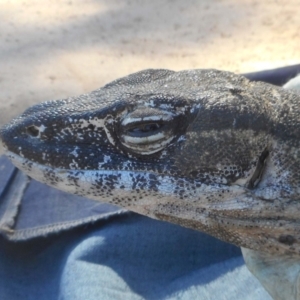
[1, 69, 300, 256]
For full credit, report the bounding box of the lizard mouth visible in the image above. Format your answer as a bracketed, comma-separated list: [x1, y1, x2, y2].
[0, 125, 7, 152]
[5, 149, 248, 202]
[0, 138, 6, 156]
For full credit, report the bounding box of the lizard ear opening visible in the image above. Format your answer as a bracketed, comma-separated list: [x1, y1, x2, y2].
[248, 148, 269, 189]
[119, 107, 177, 155]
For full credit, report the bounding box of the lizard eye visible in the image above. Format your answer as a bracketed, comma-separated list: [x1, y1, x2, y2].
[120, 107, 176, 155]
[126, 122, 164, 136]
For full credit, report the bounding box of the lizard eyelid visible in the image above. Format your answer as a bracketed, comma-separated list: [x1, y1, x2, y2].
[119, 108, 176, 155]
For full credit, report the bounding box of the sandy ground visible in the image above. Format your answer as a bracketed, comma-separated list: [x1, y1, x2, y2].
[0, 0, 299, 145]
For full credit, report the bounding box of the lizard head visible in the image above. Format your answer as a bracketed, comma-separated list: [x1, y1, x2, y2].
[1, 69, 300, 255]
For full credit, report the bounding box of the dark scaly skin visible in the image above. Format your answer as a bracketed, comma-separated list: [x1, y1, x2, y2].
[1, 69, 300, 256]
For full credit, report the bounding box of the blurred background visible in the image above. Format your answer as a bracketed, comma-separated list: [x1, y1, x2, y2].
[0, 0, 299, 128]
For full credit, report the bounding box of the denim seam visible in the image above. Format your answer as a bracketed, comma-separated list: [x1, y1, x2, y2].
[4, 209, 128, 241]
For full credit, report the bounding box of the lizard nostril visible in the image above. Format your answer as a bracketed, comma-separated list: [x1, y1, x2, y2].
[87, 124, 95, 130]
[26, 125, 40, 137]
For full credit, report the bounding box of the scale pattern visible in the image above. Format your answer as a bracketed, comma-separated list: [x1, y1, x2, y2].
[1, 69, 300, 256]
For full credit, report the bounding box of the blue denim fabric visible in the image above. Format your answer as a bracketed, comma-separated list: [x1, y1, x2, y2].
[0, 214, 271, 300]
